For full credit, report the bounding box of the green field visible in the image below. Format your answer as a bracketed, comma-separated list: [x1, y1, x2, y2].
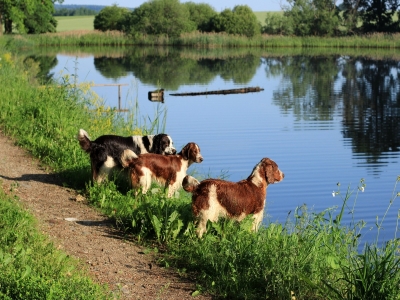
[254, 11, 269, 25]
[55, 15, 95, 32]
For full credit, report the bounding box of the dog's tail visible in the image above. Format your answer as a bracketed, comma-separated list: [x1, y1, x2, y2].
[120, 149, 138, 168]
[182, 175, 200, 193]
[77, 129, 92, 153]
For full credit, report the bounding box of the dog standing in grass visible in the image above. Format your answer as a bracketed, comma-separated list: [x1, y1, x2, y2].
[120, 142, 203, 198]
[182, 157, 284, 237]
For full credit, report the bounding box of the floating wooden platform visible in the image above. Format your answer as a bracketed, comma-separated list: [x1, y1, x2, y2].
[169, 86, 264, 97]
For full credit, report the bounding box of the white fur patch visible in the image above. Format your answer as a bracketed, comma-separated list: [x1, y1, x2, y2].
[250, 163, 264, 187]
[168, 160, 189, 197]
[78, 128, 90, 140]
[165, 136, 176, 154]
[97, 156, 118, 183]
[131, 136, 151, 153]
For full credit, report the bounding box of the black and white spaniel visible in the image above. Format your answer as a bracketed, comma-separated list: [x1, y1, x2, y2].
[77, 129, 176, 183]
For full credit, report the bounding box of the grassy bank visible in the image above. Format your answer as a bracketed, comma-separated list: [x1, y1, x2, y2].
[0, 188, 110, 299]
[5, 30, 400, 49]
[0, 47, 399, 299]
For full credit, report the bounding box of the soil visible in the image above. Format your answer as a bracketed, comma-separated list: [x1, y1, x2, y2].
[0, 130, 211, 300]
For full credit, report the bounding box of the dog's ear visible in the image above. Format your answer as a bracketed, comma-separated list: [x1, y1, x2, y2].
[264, 158, 276, 184]
[264, 158, 282, 184]
[142, 136, 151, 152]
[180, 143, 190, 160]
[150, 134, 166, 154]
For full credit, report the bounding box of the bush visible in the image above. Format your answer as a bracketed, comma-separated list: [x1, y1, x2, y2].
[183, 2, 217, 32]
[209, 5, 261, 38]
[93, 4, 130, 32]
[122, 0, 195, 37]
[284, 0, 340, 36]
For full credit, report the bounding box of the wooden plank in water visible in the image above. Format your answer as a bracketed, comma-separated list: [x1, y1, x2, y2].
[148, 89, 164, 102]
[169, 86, 264, 96]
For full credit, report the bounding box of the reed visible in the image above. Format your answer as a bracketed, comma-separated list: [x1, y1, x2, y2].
[5, 30, 130, 49]
[5, 31, 400, 49]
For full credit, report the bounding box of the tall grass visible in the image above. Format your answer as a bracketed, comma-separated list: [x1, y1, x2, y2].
[1, 46, 400, 299]
[86, 176, 400, 299]
[5, 31, 400, 49]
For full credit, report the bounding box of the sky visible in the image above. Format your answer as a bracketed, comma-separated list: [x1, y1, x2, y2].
[59, 0, 287, 12]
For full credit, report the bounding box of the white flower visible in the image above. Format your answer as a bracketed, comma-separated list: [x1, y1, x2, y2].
[359, 186, 365, 192]
[332, 191, 336, 197]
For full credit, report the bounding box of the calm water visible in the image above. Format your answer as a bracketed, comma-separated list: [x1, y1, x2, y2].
[44, 48, 400, 246]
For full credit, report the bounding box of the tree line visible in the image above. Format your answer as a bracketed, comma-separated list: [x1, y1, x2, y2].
[1, 0, 400, 36]
[91, 0, 400, 37]
[53, 7, 97, 16]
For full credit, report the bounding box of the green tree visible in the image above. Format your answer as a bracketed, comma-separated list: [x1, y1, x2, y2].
[358, 0, 400, 32]
[0, 0, 62, 35]
[24, 1, 57, 33]
[210, 5, 261, 37]
[93, 4, 130, 32]
[284, 0, 340, 36]
[183, 2, 217, 32]
[341, 0, 362, 34]
[122, 0, 194, 37]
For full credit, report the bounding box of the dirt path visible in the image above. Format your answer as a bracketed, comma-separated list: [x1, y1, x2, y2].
[0, 130, 210, 300]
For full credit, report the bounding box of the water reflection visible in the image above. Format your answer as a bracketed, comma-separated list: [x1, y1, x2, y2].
[340, 57, 400, 167]
[265, 55, 341, 121]
[24, 55, 58, 84]
[264, 55, 400, 172]
[92, 48, 262, 89]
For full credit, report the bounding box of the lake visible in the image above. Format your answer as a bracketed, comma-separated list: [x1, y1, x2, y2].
[40, 47, 400, 246]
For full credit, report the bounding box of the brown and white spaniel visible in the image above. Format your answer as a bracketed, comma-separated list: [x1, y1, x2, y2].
[182, 158, 284, 237]
[121, 142, 203, 198]
[77, 129, 176, 183]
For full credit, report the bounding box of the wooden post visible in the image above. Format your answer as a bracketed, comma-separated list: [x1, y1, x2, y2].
[118, 85, 121, 109]
[92, 83, 129, 112]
